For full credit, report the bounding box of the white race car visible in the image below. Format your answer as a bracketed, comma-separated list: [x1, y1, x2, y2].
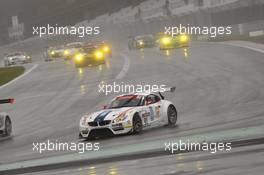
[79, 87, 177, 140]
[0, 99, 14, 137]
[4, 52, 32, 67]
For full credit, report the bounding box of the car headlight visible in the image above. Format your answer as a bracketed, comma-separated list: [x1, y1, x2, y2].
[95, 50, 104, 60]
[74, 54, 84, 62]
[161, 37, 171, 45]
[180, 35, 188, 42]
[139, 41, 144, 46]
[80, 116, 87, 126]
[64, 50, 70, 55]
[103, 46, 109, 52]
[0, 117, 3, 128]
[50, 51, 55, 55]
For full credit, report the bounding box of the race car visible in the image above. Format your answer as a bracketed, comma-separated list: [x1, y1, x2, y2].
[73, 45, 105, 68]
[128, 34, 155, 50]
[63, 42, 83, 60]
[0, 99, 14, 137]
[79, 87, 177, 140]
[4, 52, 32, 67]
[158, 33, 189, 50]
[44, 45, 65, 61]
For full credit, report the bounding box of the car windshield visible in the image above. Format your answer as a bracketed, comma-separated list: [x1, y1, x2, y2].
[7, 53, 23, 57]
[82, 47, 96, 53]
[108, 95, 143, 108]
[54, 46, 64, 49]
[136, 35, 153, 41]
[66, 43, 82, 48]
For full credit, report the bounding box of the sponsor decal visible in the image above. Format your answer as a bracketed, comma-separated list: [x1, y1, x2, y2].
[155, 106, 161, 117]
[149, 107, 155, 121]
[141, 110, 150, 126]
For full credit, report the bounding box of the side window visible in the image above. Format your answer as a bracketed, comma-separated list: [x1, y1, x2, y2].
[155, 95, 161, 102]
[145, 94, 160, 105]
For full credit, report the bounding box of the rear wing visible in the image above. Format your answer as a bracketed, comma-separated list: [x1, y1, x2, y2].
[161, 86, 176, 93]
[0, 99, 15, 104]
[151, 87, 175, 100]
[160, 86, 175, 99]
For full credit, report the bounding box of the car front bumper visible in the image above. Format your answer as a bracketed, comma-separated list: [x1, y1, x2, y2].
[79, 121, 132, 139]
[159, 42, 189, 49]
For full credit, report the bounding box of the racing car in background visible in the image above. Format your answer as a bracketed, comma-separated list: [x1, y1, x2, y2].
[4, 52, 32, 67]
[158, 33, 189, 50]
[0, 99, 14, 137]
[79, 87, 177, 140]
[73, 44, 105, 68]
[128, 34, 155, 50]
[44, 45, 65, 61]
[63, 42, 83, 60]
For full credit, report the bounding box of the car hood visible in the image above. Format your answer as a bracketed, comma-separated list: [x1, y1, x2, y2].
[83, 107, 134, 123]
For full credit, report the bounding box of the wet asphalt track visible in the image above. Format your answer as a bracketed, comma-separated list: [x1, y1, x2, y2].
[0, 42, 264, 167]
[23, 144, 264, 175]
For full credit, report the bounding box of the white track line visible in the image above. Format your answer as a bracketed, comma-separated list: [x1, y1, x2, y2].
[221, 42, 264, 54]
[0, 64, 38, 90]
[115, 53, 130, 80]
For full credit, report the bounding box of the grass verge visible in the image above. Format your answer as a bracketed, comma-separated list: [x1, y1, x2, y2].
[0, 66, 25, 86]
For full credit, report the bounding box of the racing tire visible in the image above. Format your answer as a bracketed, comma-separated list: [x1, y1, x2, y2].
[4, 117, 12, 136]
[132, 114, 142, 134]
[167, 105, 177, 126]
[4, 61, 9, 67]
[86, 135, 96, 141]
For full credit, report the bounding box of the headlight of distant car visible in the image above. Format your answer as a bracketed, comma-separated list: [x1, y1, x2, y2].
[161, 37, 171, 45]
[180, 35, 188, 42]
[74, 54, 84, 62]
[64, 50, 70, 56]
[113, 112, 128, 123]
[0, 117, 3, 128]
[50, 51, 55, 55]
[103, 46, 110, 52]
[138, 41, 144, 46]
[95, 50, 104, 60]
[27, 56, 31, 59]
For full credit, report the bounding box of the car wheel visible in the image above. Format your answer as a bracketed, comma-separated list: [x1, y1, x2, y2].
[4, 117, 12, 136]
[85, 135, 96, 140]
[4, 62, 9, 67]
[167, 105, 177, 126]
[132, 114, 142, 134]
